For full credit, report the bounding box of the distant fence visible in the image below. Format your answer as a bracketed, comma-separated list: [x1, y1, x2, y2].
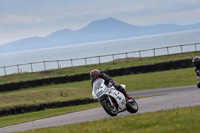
[0, 59, 193, 92]
[0, 43, 199, 76]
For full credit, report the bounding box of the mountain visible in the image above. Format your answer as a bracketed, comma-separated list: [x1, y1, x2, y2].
[1, 17, 200, 53]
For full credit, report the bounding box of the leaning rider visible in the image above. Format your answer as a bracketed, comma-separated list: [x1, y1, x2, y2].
[90, 69, 132, 100]
[192, 56, 200, 88]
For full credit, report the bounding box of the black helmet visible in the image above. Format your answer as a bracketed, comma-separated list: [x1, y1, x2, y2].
[90, 69, 101, 80]
[192, 56, 200, 67]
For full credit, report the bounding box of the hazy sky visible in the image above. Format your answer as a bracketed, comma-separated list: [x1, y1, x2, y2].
[0, 0, 200, 45]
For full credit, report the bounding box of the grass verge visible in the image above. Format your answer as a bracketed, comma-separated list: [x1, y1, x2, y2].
[0, 67, 197, 110]
[0, 103, 100, 128]
[0, 95, 160, 128]
[0, 51, 199, 130]
[20, 105, 200, 133]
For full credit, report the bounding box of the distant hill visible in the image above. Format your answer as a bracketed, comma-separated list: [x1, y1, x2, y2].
[0, 17, 200, 54]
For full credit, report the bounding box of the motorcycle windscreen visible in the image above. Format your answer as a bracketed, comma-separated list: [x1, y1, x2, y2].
[93, 78, 104, 92]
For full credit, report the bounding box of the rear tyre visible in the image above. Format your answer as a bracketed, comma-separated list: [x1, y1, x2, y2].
[101, 99, 118, 116]
[126, 98, 138, 113]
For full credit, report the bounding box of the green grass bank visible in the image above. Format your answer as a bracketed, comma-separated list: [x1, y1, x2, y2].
[21, 105, 200, 133]
[0, 67, 197, 110]
[0, 51, 199, 129]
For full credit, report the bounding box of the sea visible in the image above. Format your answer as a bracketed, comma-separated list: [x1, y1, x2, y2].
[0, 29, 200, 76]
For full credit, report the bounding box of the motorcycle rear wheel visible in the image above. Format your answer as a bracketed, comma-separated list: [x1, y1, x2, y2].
[101, 99, 118, 116]
[126, 98, 138, 113]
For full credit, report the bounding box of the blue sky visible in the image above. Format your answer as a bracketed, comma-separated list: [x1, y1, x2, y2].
[0, 0, 200, 45]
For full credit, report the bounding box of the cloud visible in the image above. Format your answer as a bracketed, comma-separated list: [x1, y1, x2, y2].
[128, 8, 200, 25]
[0, 0, 200, 45]
[2, 15, 46, 25]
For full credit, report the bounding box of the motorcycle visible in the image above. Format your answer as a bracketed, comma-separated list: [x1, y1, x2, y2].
[92, 78, 138, 116]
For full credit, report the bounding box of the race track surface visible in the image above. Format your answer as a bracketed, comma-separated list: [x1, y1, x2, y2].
[1, 85, 200, 133]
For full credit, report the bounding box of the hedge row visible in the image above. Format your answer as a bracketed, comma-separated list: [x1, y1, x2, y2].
[107, 58, 193, 77]
[0, 98, 98, 117]
[0, 73, 90, 92]
[0, 59, 193, 92]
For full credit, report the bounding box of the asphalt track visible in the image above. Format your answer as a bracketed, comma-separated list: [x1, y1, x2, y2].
[1, 85, 200, 133]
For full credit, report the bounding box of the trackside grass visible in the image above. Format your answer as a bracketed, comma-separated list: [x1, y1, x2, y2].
[0, 51, 199, 84]
[20, 105, 200, 133]
[0, 67, 197, 110]
[0, 67, 198, 128]
[0, 51, 199, 130]
[0, 96, 162, 128]
[0, 103, 100, 128]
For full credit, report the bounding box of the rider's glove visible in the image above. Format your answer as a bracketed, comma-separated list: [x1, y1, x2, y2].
[108, 82, 112, 87]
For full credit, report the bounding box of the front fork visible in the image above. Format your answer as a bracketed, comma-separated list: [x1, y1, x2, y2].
[100, 95, 115, 107]
[107, 96, 115, 107]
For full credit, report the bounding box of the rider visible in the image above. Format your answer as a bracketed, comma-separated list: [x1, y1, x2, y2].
[192, 56, 200, 88]
[90, 69, 132, 100]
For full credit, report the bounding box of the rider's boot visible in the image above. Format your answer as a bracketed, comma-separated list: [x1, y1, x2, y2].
[114, 83, 133, 100]
[119, 86, 132, 100]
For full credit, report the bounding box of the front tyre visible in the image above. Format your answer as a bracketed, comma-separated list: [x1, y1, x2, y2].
[197, 82, 200, 88]
[126, 98, 138, 113]
[101, 99, 118, 116]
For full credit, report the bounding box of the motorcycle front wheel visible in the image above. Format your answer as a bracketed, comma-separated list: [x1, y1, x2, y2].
[101, 99, 118, 116]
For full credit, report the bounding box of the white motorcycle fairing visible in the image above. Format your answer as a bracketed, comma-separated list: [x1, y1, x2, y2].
[92, 78, 127, 112]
